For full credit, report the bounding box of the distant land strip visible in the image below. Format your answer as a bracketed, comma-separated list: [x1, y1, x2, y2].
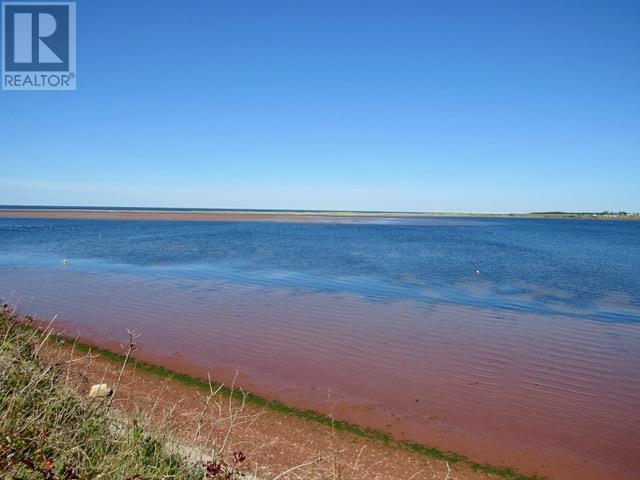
[0, 207, 638, 222]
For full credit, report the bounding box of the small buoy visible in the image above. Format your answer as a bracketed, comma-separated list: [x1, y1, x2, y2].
[475, 268, 480, 275]
[63, 259, 68, 265]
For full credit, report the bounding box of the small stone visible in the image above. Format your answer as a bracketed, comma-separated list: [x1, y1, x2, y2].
[88, 384, 112, 398]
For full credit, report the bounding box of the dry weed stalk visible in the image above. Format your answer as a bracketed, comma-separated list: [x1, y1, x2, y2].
[108, 328, 140, 409]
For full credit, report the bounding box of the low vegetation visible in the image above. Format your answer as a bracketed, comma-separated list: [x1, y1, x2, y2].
[0, 308, 249, 479]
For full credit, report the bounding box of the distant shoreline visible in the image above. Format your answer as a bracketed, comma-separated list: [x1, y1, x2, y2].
[0, 207, 638, 222]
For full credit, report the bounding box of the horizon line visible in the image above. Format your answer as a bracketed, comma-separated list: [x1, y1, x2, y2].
[0, 204, 636, 216]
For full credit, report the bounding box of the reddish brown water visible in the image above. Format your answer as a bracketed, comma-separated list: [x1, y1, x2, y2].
[2, 267, 639, 480]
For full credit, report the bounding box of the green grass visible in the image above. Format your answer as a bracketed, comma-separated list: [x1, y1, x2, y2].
[0, 310, 255, 479]
[0, 311, 209, 479]
[58, 329, 546, 480]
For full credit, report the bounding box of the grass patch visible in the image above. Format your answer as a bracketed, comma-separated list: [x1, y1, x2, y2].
[0, 311, 206, 479]
[0, 310, 255, 479]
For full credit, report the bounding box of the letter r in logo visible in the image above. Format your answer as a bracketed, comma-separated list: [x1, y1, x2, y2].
[4, 4, 70, 71]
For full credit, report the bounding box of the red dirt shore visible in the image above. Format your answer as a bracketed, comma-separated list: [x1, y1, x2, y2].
[0, 209, 348, 222]
[41, 338, 490, 480]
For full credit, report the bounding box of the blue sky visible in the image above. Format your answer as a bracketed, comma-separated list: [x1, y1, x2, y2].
[1, 0, 639, 212]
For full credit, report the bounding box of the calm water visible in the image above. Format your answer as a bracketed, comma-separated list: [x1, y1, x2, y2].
[1, 216, 639, 479]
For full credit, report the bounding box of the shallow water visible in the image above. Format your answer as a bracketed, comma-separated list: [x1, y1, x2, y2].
[0, 216, 639, 479]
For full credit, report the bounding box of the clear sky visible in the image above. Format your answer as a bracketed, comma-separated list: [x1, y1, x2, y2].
[1, 0, 638, 213]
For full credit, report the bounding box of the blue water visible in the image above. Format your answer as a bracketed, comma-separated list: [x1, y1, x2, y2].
[1, 216, 639, 323]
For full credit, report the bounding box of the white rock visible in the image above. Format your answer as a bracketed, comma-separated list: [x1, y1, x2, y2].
[88, 383, 112, 398]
